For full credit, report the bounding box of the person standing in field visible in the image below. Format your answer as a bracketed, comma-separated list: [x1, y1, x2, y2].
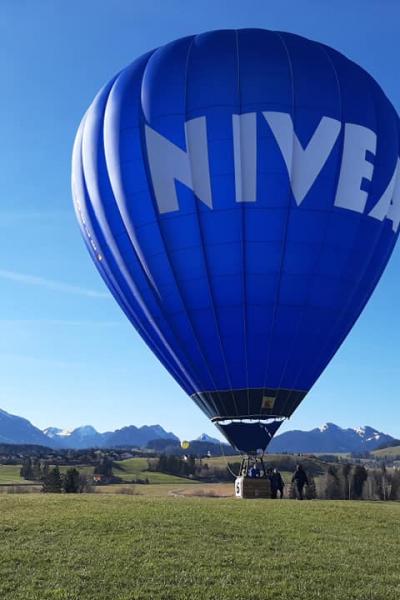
[270, 468, 285, 499]
[292, 464, 309, 500]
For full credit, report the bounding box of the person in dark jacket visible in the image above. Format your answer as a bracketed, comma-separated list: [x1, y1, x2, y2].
[270, 468, 285, 499]
[291, 464, 309, 500]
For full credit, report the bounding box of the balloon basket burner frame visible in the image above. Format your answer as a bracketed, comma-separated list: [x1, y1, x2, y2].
[234, 455, 271, 499]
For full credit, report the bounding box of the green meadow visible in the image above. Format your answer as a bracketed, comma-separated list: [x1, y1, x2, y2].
[0, 464, 31, 485]
[0, 494, 399, 600]
[0, 454, 326, 491]
[0, 459, 199, 488]
[113, 457, 197, 484]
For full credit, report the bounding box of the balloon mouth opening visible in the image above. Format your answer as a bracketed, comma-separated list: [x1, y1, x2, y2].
[214, 417, 286, 455]
[191, 388, 307, 422]
[212, 415, 286, 423]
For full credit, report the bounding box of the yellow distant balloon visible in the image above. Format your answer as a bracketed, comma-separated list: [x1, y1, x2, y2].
[181, 440, 190, 449]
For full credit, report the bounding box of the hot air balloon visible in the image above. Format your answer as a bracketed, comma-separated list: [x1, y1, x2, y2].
[72, 29, 400, 457]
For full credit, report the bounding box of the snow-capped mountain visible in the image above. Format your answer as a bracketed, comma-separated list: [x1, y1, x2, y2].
[195, 433, 221, 444]
[56, 426, 104, 449]
[42, 427, 63, 438]
[43, 423, 179, 449]
[269, 423, 395, 453]
[42, 426, 103, 448]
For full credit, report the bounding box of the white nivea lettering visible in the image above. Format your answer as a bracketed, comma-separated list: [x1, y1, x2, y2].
[145, 117, 212, 214]
[145, 113, 395, 231]
[232, 113, 257, 203]
[335, 123, 377, 213]
[263, 112, 341, 206]
[386, 161, 400, 232]
[368, 159, 399, 222]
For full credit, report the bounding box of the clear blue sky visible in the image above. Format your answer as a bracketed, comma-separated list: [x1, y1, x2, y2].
[1, 0, 400, 440]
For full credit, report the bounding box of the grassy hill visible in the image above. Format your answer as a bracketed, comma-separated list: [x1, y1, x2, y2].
[113, 457, 198, 484]
[372, 445, 400, 458]
[207, 453, 329, 475]
[0, 495, 399, 599]
[0, 454, 332, 489]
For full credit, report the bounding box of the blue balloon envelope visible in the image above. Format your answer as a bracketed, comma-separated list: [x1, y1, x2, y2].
[72, 29, 400, 454]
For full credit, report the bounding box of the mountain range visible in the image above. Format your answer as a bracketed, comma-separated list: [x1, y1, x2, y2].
[268, 422, 396, 453]
[0, 409, 179, 449]
[42, 423, 179, 449]
[0, 408, 396, 453]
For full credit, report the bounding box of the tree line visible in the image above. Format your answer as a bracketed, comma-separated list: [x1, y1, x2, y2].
[150, 454, 197, 478]
[19, 454, 400, 500]
[20, 457, 100, 493]
[20, 460, 89, 494]
[322, 464, 400, 501]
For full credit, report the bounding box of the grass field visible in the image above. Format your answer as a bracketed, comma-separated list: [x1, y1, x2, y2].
[0, 464, 34, 485]
[0, 458, 196, 488]
[95, 482, 233, 497]
[0, 494, 399, 600]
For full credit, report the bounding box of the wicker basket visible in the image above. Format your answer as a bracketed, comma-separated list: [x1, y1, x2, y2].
[235, 476, 271, 499]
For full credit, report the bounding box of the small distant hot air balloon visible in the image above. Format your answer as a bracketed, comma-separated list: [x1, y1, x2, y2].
[181, 440, 190, 450]
[72, 29, 400, 456]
